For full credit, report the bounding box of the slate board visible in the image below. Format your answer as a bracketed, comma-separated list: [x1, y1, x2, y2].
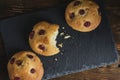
[0, 0, 119, 80]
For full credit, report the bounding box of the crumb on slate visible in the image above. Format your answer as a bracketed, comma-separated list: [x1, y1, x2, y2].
[62, 27, 65, 29]
[64, 35, 71, 39]
[60, 32, 65, 36]
[61, 52, 63, 55]
[54, 58, 58, 61]
[58, 43, 63, 48]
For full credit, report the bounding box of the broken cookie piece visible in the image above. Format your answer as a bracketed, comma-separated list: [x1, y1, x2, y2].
[29, 21, 60, 56]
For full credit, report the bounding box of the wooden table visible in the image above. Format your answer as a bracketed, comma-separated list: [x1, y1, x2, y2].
[0, 0, 120, 80]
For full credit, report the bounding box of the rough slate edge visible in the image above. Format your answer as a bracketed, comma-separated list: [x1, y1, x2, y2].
[98, 0, 119, 65]
[0, 0, 119, 80]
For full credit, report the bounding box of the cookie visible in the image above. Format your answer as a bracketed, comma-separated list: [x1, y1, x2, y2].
[7, 51, 44, 80]
[29, 21, 60, 56]
[65, 0, 101, 32]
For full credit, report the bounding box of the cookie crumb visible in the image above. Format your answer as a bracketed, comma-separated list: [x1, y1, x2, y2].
[54, 58, 58, 61]
[62, 27, 65, 29]
[62, 50, 64, 52]
[58, 43, 63, 48]
[61, 52, 63, 55]
[64, 35, 71, 39]
[60, 32, 64, 36]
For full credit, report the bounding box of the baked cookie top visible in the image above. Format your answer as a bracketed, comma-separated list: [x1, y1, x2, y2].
[65, 0, 101, 32]
[7, 51, 44, 80]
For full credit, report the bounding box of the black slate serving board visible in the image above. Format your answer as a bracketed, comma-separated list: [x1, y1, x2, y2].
[0, 0, 119, 80]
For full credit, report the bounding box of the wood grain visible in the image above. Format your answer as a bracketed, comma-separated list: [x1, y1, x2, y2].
[0, 0, 120, 80]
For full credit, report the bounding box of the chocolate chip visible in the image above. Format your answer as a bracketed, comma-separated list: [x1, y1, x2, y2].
[16, 60, 22, 66]
[27, 54, 33, 59]
[39, 29, 45, 35]
[84, 21, 91, 27]
[14, 77, 20, 80]
[73, 1, 81, 6]
[30, 68, 36, 73]
[38, 45, 45, 51]
[98, 8, 101, 15]
[29, 31, 35, 39]
[69, 13, 75, 19]
[10, 57, 15, 64]
[79, 9, 85, 15]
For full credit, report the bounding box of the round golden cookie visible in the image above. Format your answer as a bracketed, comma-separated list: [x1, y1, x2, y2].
[65, 0, 101, 32]
[29, 21, 60, 56]
[7, 51, 44, 80]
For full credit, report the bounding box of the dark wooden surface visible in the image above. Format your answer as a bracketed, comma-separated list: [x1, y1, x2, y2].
[0, 0, 120, 80]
